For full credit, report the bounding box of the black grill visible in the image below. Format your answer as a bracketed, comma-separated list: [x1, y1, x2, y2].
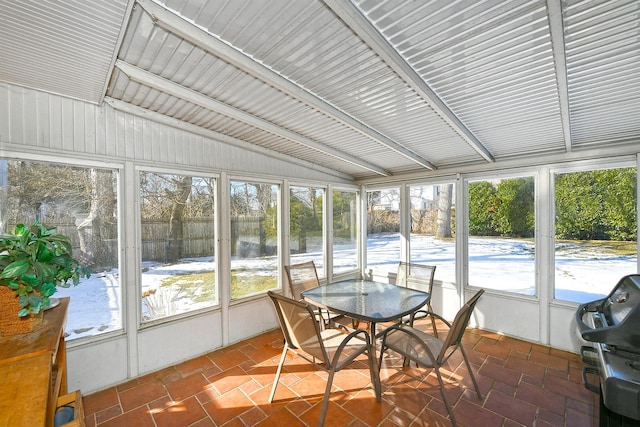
[576, 274, 640, 426]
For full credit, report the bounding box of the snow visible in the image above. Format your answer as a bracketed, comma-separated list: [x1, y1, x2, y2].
[52, 233, 637, 340]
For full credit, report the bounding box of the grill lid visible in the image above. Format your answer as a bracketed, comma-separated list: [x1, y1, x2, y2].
[576, 274, 640, 351]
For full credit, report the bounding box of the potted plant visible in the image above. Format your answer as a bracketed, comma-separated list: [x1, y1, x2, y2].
[0, 220, 90, 333]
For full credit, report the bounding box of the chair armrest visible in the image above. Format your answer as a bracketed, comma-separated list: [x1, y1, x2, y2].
[380, 325, 438, 363]
[409, 310, 451, 328]
[329, 328, 371, 367]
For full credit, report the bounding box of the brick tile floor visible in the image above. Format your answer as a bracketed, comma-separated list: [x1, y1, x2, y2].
[82, 318, 598, 426]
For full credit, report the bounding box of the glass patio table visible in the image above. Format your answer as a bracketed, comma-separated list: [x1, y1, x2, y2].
[301, 279, 430, 341]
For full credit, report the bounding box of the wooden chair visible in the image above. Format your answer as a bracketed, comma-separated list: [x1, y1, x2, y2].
[268, 291, 380, 426]
[378, 289, 484, 426]
[397, 262, 438, 336]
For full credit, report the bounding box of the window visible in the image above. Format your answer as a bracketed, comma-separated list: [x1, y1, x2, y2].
[230, 180, 280, 299]
[289, 186, 325, 276]
[0, 159, 120, 340]
[366, 187, 400, 277]
[332, 189, 358, 275]
[139, 172, 217, 321]
[467, 176, 535, 295]
[409, 183, 456, 283]
[554, 167, 637, 302]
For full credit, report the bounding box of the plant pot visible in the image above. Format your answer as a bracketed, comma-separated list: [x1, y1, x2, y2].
[0, 286, 44, 336]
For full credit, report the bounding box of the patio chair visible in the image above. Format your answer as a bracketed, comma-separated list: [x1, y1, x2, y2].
[284, 261, 343, 328]
[267, 291, 380, 427]
[378, 289, 484, 426]
[397, 262, 438, 336]
[284, 261, 321, 300]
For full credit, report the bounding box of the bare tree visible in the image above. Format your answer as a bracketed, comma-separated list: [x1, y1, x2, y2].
[436, 184, 453, 239]
[77, 169, 116, 269]
[166, 176, 192, 262]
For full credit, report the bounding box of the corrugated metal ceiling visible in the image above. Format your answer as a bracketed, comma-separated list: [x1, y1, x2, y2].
[0, 0, 638, 181]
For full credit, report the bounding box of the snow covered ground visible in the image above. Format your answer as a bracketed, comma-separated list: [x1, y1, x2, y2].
[53, 233, 636, 340]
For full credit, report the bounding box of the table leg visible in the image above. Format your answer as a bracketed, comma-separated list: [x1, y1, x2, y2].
[369, 321, 381, 402]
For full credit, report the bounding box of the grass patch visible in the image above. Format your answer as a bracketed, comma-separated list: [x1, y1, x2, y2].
[160, 271, 216, 303]
[556, 239, 636, 256]
[159, 269, 278, 300]
[231, 269, 277, 298]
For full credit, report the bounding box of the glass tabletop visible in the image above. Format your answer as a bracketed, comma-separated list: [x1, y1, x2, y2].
[301, 279, 430, 323]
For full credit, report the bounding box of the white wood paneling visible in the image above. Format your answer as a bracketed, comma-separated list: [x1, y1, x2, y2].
[66, 336, 129, 394]
[467, 290, 541, 344]
[549, 303, 586, 353]
[228, 298, 279, 344]
[137, 312, 224, 375]
[0, 83, 352, 184]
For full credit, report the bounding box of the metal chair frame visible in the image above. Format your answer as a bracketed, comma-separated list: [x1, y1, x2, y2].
[268, 291, 380, 426]
[397, 262, 438, 336]
[284, 261, 343, 328]
[378, 289, 485, 426]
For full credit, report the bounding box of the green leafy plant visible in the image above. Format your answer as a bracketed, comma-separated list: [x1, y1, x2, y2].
[0, 220, 91, 317]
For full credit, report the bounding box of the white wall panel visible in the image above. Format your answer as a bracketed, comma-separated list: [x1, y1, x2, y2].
[469, 291, 541, 344]
[0, 82, 347, 395]
[66, 336, 129, 395]
[0, 83, 350, 184]
[228, 298, 279, 344]
[137, 312, 224, 376]
[549, 303, 585, 353]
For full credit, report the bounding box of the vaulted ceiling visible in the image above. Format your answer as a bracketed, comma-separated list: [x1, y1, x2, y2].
[1, 0, 639, 181]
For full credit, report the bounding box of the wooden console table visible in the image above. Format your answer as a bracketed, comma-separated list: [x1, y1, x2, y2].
[0, 297, 84, 426]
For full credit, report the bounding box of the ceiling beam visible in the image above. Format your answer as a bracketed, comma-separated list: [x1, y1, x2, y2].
[104, 97, 353, 180]
[115, 60, 390, 176]
[324, 0, 495, 163]
[547, 0, 573, 152]
[136, 0, 435, 171]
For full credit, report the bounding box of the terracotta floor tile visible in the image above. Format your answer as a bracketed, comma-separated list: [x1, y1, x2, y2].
[485, 388, 538, 426]
[99, 406, 156, 427]
[93, 404, 123, 425]
[202, 388, 255, 425]
[299, 399, 355, 427]
[238, 406, 268, 425]
[85, 327, 598, 427]
[209, 365, 254, 395]
[343, 389, 395, 424]
[83, 387, 119, 416]
[174, 355, 215, 377]
[505, 354, 546, 379]
[479, 359, 522, 387]
[256, 407, 307, 426]
[151, 396, 208, 427]
[454, 398, 504, 427]
[209, 348, 251, 371]
[164, 372, 210, 402]
[119, 380, 168, 412]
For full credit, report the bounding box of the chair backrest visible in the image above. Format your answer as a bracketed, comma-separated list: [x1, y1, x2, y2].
[268, 291, 326, 362]
[438, 289, 484, 361]
[284, 261, 320, 300]
[397, 262, 436, 293]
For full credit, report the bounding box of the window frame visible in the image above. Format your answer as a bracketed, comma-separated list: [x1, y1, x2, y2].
[137, 167, 221, 326]
[0, 153, 124, 341]
[228, 177, 282, 301]
[463, 170, 538, 297]
[550, 159, 638, 303]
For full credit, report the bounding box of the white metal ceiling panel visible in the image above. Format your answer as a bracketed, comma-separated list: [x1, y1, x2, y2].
[0, 0, 129, 103]
[109, 5, 418, 176]
[564, 0, 640, 147]
[157, 0, 480, 168]
[3, 0, 639, 181]
[356, 0, 567, 159]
